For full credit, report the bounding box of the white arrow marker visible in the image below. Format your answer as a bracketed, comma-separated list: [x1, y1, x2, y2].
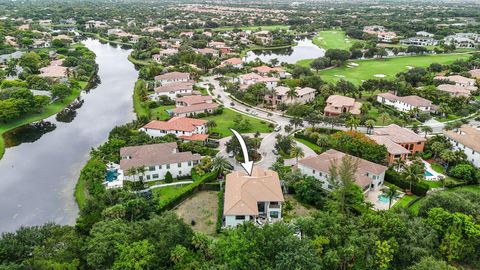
[230, 128, 254, 176]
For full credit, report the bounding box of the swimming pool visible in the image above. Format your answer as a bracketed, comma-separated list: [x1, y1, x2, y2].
[378, 195, 390, 204]
[425, 170, 433, 177]
[106, 170, 118, 182]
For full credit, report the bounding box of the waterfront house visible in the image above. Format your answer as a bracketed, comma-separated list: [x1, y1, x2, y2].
[324, 95, 361, 116]
[151, 81, 194, 100]
[171, 95, 219, 117]
[223, 167, 284, 227]
[140, 117, 208, 141]
[220, 57, 243, 68]
[119, 142, 201, 182]
[155, 72, 191, 85]
[298, 149, 387, 193]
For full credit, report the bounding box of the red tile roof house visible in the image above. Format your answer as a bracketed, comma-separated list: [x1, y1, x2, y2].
[265, 86, 316, 105]
[38, 59, 68, 82]
[120, 142, 201, 182]
[238, 73, 279, 90]
[298, 149, 388, 194]
[377, 92, 436, 113]
[324, 95, 362, 116]
[434, 75, 476, 87]
[223, 167, 284, 227]
[171, 95, 219, 117]
[220, 57, 243, 69]
[436, 84, 476, 97]
[150, 81, 194, 100]
[139, 117, 209, 142]
[154, 72, 191, 85]
[252, 65, 287, 78]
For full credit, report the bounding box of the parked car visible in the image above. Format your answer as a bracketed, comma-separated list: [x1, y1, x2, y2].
[272, 149, 278, 155]
[230, 102, 235, 106]
[228, 152, 234, 158]
[250, 111, 258, 116]
[274, 125, 281, 132]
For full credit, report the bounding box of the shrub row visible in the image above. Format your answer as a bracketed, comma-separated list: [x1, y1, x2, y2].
[294, 132, 318, 145]
[216, 189, 224, 234]
[385, 169, 429, 196]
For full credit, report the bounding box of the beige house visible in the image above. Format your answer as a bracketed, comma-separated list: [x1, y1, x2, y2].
[298, 149, 388, 193]
[223, 167, 284, 227]
[265, 86, 316, 105]
[434, 75, 476, 88]
[252, 65, 287, 78]
[254, 31, 273, 45]
[437, 84, 475, 97]
[324, 95, 362, 116]
[172, 95, 219, 117]
[155, 72, 191, 85]
[444, 125, 480, 167]
[151, 81, 193, 100]
[220, 57, 243, 68]
[469, 69, 480, 79]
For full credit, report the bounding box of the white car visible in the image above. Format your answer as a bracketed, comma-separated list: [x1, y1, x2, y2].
[228, 152, 235, 158]
[274, 125, 281, 132]
[250, 111, 258, 116]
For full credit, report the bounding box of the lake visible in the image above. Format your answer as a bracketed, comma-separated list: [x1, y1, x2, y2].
[243, 38, 325, 64]
[0, 39, 137, 232]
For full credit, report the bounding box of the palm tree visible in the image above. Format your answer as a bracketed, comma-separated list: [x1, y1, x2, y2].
[365, 119, 375, 134]
[379, 112, 390, 126]
[126, 167, 138, 182]
[5, 59, 17, 77]
[291, 146, 305, 166]
[212, 156, 232, 178]
[420, 126, 433, 138]
[137, 166, 146, 186]
[286, 87, 299, 102]
[316, 135, 330, 150]
[345, 117, 360, 131]
[206, 120, 217, 128]
[440, 150, 457, 169]
[403, 164, 424, 193]
[393, 158, 406, 171]
[381, 186, 400, 209]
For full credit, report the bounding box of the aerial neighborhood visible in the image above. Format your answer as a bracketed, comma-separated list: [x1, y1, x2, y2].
[0, 1, 480, 269]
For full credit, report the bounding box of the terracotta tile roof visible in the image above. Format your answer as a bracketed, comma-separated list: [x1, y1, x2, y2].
[369, 135, 410, 155]
[444, 125, 480, 152]
[176, 95, 212, 105]
[326, 95, 355, 107]
[224, 167, 284, 216]
[239, 72, 263, 81]
[434, 75, 475, 85]
[252, 65, 272, 73]
[39, 65, 67, 78]
[298, 149, 387, 187]
[142, 117, 206, 132]
[469, 69, 480, 79]
[172, 102, 218, 114]
[437, 84, 474, 96]
[154, 81, 193, 93]
[154, 72, 190, 81]
[119, 142, 201, 171]
[179, 134, 209, 141]
[373, 124, 426, 144]
[222, 57, 242, 65]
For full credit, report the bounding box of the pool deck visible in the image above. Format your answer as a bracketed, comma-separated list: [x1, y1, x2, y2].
[366, 187, 404, 211]
[422, 160, 445, 181]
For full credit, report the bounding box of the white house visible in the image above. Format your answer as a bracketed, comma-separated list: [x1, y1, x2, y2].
[223, 167, 284, 227]
[140, 117, 208, 141]
[238, 73, 279, 90]
[377, 92, 436, 113]
[444, 33, 479, 48]
[172, 95, 219, 117]
[154, 72, 191, 85]
[298, 149, 388, 193]
[400, 37, 438, 46]
[150, 81, 193, 100]
[444, 125, 480, 167]
[119, 142, 201, 182]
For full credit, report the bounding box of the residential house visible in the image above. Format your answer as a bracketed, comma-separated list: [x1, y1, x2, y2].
[362, 26, 397, 43]
[400, 37, 438, 46]
[195, 48, 219, 57]
[171, 95, 219, 117]
[377, 92, 436, 113]
[151, 81, 194, 100]
[119, 142, 201, 182]
[444, 125, 480, 167]
[208, 41, 226, 49]
[238, 73, 279, 90]
[38, 59, 67, 81]
[158, 48, 179, 57]
[140, 117, 208, 141]
[223, 167, 284, 227]
[155, 72, 191, 85]
[436, 84, 475, 97]
[416, 31, 434, 37]
[85, 20, 108, 29]
[435, 75, 477, 96]
[298, 149, 388, 193]
[252, 65, 287, 78]
[469, 69, 480, 79]
[265, 86, 316, 105]
[220, 57, 243, 68]
[444, 33, 479, 48]
[5, 36, 17, 47]
[180, 31, 194, 38]
[324, 95, 362, 116]
[373, 124, 426, 164]
[254, 31, 273, 45]
[434, 75, 476, 87]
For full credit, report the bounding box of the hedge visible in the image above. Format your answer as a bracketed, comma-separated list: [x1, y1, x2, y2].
[216, 189, 224, 234]
[157, 170, 218, 212]
[385, 169, 429, 196]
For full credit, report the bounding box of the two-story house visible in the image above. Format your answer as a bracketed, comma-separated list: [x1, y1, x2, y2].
[265, 86, 316, 105]
[444, 125, 480, 167]
[154, 72, 191, 85]
[324, 95, 362, 116]
[140, 117, 208, 142]
[377, 92, 436, 113]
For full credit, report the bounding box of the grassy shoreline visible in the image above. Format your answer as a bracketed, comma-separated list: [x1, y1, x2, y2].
[0, 81, 89, 160]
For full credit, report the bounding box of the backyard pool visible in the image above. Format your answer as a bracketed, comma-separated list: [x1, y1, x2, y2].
[378, 195, 390, 204]
[425, 170, 434, 177]
[106, 170, 119, 182]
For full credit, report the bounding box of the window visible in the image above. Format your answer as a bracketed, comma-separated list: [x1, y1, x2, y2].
[152, 174, 159, 179]
[312, 169, 316, 174]
[235, 216, 245, 220]
[139, 176, 143, 181]
[146, 175, 151, 180]
[178, 162, 182, 168]
[149, 166, 155, 171]
[166, 164, 170, 169]
[188, 161, 192, 166]
[270, 211, 279, 218]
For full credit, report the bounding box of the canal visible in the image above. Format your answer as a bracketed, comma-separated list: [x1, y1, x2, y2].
[0, 39, 137, 232]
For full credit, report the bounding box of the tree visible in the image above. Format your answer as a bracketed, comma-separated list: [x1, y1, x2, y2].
[365, 119, 375, 134]
[165, 171, 173, 183]
[381, 186, 400, 209]
[310, 57, 330, 72]
[408, 257, 456, 270]
[211, 156, 231, 178]
[206, 120, 216, 128]
[421, 126, 433, 138]
[403, 163, 424, 193]
[376, 48, 388, 59]
[439, 150, 457, 169]
[345, 116, 360, 130]
[379, 112, 390, 126]
[112, 240, 155, 270]
[328, 154, 362, 214]
[375, 240, 394, 270]
[430, 141, 446, 160]
[325, 49, 350, 64]
[19, 52, 41, 73]
[51, 83, 72, 102]
[291, 146, 305, 166]
[286, 87, 299, 102]
[5, 59, 18, 77]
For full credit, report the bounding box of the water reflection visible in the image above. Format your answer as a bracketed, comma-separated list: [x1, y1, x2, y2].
[56, 98, 84, 123]
[3, 121, 56, 148]
[243, 38, 325, 64]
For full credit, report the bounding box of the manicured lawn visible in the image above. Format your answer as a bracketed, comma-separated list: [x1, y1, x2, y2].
[74, 172, 89, 210]
[204, 108, 273, 138]
[128, 54, 152, 66]
[208, 25, 289, 32]
[435, 114, 462, 122]
[393, 194, 418, 208]
[313, 30, 363, 50]
[429, 161, 445, 174]
[300, 53, 471, 85]
[0, 81, 88, 160]
[151, 105, 175, 120]
[420, 180, 443, 188]
[294, 137, 322, 153]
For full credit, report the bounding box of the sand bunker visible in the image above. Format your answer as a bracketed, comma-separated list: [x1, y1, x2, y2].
[406, 66, 414, 69]
[374, 74, 386, 78]
[334, 75, 346, 78]
[349, 63, 359, 66]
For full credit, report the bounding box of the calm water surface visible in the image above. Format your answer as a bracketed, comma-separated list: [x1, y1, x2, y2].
[243, 38, 325, 64]
[0, 39, 137, 232]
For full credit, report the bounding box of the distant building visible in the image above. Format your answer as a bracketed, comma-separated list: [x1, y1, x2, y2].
[324, 95, 361, 116]
[254, 31, 273, 45]
[220, 57, 243, 68]
[400, 37, 438, 46]
[362, 26, 397, 43]
[238, 73, 279, 90]
[298, 149, 388, 193]
[140, 117, 208, 141]
[416, 31, 434, 37]
[436, 84, 475, 97]
[194, 48, 219, 57]
[444, 33, 479, 48]
[252, 65, 287, 78]
[376, 92, 436, 113]
[223, 167, 284, 227]
[434, 75, 476, 88]
[444, 125, 480, 167]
